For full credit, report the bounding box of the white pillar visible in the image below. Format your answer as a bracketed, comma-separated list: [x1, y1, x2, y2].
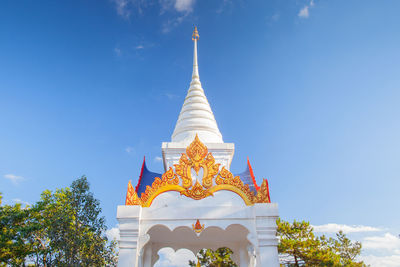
[143, 243, 152, 267]
[255, 204, 279, 267]
[117, 206, 141, 267]
[239, 246, 249, 267]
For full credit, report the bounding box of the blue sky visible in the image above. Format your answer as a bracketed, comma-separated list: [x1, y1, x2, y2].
[1, 0, 400, 265]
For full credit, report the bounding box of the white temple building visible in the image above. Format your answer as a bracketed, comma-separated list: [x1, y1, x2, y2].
[116, 27, 279, 267]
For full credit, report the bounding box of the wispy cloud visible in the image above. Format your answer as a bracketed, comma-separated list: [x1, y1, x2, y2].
[298, 0, 314, 19]
[112, 0, 195, 33]
[161, 13, 189, 34]
[313, 223, 400, 266]
[216, 0, 233, 14]
[125, 146, 135, 153]
[135, 45, 144, 50]
[313, 223, 382, 234]
[114, 0, 132, 19]
[271, 13, 280, 22]
[162, 0, 196, 33]
[164, 92, 179, 100]
[361, 232, 400, 266]
[363, 233, 400, 252]
[114, 0, 195, 18]
[114, 47, 122, 56]
[361, 254, 400, 267]
[4, 174, 25, 184]
[154, 156, 163, 162]
[174, 0, 195, 13]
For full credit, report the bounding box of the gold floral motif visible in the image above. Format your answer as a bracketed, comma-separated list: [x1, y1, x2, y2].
[125, 181, 142, 205]
[201, 153, 220, 189]
[126, 135, 272, 207]
[181, 181, 213, 200]
[162, 167, 180, 185]
[186, 134, 208, 173]
[192, 219, 205, 233]
[254, 179, 271, 203]
[174, 153, 193, 189]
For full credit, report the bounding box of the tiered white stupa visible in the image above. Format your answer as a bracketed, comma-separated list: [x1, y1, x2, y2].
[117, 27, 279, 267]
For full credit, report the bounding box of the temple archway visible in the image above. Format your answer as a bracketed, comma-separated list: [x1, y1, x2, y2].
[140, 224, 252, 266]
[116, 27, 279, 267]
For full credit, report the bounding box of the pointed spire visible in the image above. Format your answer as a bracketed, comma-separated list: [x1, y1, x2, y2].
[171, 27, 223, 144]
[192, 26, 200, 81]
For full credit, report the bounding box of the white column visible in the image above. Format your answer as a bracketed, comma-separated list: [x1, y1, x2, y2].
[254, 204, 279, 267]
[143, 243, 152, 267]
[117, 206, 141, 267]
[239, 246, 249, 267]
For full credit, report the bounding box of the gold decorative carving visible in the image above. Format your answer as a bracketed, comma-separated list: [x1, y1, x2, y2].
[254, 179, 271, 203]
[192, 219, 205, 233]
[126, 134, 271, 207]
[181, 181, 213, 200]
[125, 180, 142, 205]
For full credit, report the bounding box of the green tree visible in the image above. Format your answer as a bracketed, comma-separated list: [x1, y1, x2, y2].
[0, 193, 34, 266]
[277, 218, 366, 267]
[0, 177, 118, 266]
[189, 247, 238, 267]
[31, 176, 117, 266]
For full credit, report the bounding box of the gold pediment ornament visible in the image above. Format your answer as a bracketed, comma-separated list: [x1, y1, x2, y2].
[192, 219, 205, 234]
[126, 135, 271, 207]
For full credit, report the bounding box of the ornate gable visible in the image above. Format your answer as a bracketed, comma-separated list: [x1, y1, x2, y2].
[126, 135, 270, 207]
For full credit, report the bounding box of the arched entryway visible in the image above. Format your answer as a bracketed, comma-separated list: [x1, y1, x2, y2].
[140, 224, 254, 267]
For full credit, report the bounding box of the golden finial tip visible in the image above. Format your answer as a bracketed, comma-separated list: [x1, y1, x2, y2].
[192, 26, 199, 41]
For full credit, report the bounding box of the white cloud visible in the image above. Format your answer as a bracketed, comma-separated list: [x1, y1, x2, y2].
[312, 223, 382, 234]
[271, 13, 280, 22]
[125, 146, 135, 153]
[161, 13, 188, 34]
[4, 174, 24, 184]
[135, 45, 144, 50]
[113, 0, 147, 19]
[106, 226, 120, 241]
[360, 232, 400, 266]
[114, 0, 195, 21]
[164, 92, 179, 100]
[361, 254, 400, 267]
[298, 5, 309, 18]
[174, 0, 195, 13]
[298, 0, 315, 19]
[154, 156, 163, 162]
[114, 47, 122, 56]
[114, 0, 131, 19]
[112, 0, 194, 33]
[154, 247, 196, 267]
[363, 233, 400, 252]
[313, 223, 400, 266]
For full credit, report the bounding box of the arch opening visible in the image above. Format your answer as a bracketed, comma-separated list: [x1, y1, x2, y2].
[143, 224, 253, 267]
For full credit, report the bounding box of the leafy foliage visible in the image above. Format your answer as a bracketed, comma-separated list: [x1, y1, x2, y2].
[0, 177, 117, 266]
[277, 218, 367, 267]
[0, 196, 33, 266]
[189, 247, 238, 267]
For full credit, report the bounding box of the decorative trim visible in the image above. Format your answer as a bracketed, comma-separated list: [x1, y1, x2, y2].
[126, 180, 142, 205]
[192, 219, 205, 233]
[125, 135, 271, 207]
